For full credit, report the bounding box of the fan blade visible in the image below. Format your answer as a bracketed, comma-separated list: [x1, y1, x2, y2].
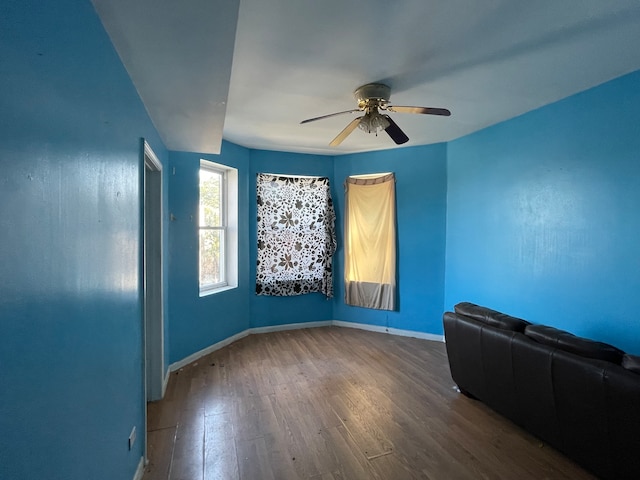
[300, 109, 361, 124]
[329, 117, 362, 146]
[387, 105, 451, 116]
[383, 115, 409, 145]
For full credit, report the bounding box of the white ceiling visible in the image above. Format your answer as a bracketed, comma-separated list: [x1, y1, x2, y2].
[94, 0, 640, 156]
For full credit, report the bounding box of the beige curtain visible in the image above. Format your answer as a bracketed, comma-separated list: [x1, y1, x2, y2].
[344, 173, 396, 310]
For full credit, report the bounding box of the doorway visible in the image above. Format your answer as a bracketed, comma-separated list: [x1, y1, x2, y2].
[143, 141, 164, 402]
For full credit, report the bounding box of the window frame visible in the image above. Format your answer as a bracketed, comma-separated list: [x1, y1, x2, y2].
[199, 159, 238, 296]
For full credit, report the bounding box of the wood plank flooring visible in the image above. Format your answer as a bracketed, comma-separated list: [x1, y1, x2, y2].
[142, 326, 595, 480]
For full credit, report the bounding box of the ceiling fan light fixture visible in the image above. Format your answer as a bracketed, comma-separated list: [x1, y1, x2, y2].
[357, 110, 389, 134]
[300, 82, 450, 146]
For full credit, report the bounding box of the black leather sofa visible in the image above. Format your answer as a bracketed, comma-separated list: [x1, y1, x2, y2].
[443, 302, 640, 480]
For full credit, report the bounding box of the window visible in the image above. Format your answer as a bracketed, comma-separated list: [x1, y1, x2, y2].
[344, 172, 397, 310]
[255, 173, 336, 298]
[199, 159, 237, 295]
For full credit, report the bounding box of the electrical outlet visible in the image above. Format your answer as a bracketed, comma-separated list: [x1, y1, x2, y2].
[128, 426, 136, 451]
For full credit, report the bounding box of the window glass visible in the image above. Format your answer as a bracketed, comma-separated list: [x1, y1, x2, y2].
[200, 169, 223, 227]
[199, 160, 237, 294]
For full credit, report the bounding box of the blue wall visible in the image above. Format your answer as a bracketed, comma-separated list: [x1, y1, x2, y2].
[167, 148, 336, 361]
[446, 70, 640, 354]
[168, 143, 449, 360]
[168, 143, 251, 363]
[0, 1, 167, 479]
[248, 150, 335, 327]
[333, 144, 449, 334]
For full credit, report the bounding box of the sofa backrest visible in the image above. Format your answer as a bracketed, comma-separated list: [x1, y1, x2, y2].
[524, 324, 624, 364]
[454, 302, 531, 332]
[623, 354, 640, 374]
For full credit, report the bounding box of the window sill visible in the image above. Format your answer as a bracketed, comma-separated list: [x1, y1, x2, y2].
[199, 284, 237, 297]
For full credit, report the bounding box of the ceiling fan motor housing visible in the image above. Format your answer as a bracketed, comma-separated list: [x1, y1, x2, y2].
[354, 83, 391, 108]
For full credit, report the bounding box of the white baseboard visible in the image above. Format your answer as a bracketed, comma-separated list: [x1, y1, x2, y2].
[161, 368, 170, 397]
[332, 320, 445, 343]
[251, 320, 332, 334]
[169, 329, 250, 372]
[132, 456, 145, 480]
[168, 320, 443, 374]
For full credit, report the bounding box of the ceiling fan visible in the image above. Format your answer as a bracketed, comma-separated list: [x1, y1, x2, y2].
[300, 83, 451, 147]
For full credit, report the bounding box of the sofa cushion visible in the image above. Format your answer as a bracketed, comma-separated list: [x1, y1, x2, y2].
[622, 354, 640, 374]
[454, 302, 530, 332]
[524, 324, 624, 364]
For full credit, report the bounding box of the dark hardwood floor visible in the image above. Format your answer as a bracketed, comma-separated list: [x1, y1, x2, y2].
[142, 326, 595, 480]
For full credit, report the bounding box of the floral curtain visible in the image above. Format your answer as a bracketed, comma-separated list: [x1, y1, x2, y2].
[256, 174, 337, 298]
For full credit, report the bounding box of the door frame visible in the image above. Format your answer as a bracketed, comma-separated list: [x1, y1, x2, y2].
[143, 141, 165, 404]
